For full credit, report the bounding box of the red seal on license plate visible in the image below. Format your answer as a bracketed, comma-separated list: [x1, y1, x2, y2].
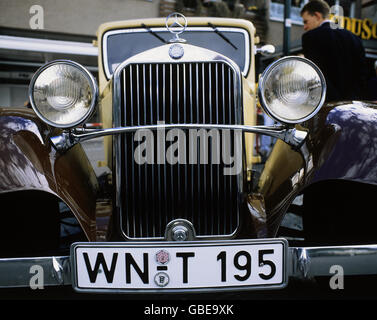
[155, 250, 170, 265]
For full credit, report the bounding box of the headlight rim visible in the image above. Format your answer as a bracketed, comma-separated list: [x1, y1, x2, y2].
[258, 55, 326, 125]
[28, 59, 99, 129]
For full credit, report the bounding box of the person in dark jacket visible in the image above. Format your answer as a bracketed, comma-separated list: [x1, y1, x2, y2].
[300, 0, 368, 102]
[367, 61, 377, 101]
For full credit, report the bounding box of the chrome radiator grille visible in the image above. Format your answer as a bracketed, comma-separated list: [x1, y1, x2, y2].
[118, 61, 242, 239]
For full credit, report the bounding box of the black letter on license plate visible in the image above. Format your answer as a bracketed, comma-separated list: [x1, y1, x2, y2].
[125, 253, 149, 284]
[83, 252, 118, 283]
[176, 252, 195, 283]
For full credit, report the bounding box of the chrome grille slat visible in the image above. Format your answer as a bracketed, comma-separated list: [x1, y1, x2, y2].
[215, 63, 220, 235]
[122, 69, 129, 236]
[162, 64, 168, 234]
[142, 64, 148, 237]
[183, 64, 188, 221]
[119, 61, 241, 239]
[129, 65, 137, 238]
[228, 67, 233, 233]
[208, 63, 213, 234]
[222, 65, 228, 232]
[149, 64, 155, 237]
[195, 63, 200, 230]
[189, 63, 194, 226]
[155, 64, 162, 237]
[202, 63, 207, 232]
[176, 64, 181, 214]
[136, 64, 143, 238]
[169, 64, 174, 228]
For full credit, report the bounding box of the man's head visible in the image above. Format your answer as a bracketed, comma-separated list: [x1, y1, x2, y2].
[300, 0, 330, 31]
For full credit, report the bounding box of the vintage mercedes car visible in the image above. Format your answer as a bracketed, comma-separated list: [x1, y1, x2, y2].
[1, 13, 377, 293]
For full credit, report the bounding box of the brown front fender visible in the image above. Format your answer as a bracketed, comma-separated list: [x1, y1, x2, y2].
[0, 107, 98, 241]
[257, 101, 377, 237]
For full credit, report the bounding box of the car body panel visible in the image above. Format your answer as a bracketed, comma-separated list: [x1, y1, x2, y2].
[258, 100, 377, 236]
[97, 17, 256, 91]
[309, 101, 377, 186]
[0, 107, 98, 241]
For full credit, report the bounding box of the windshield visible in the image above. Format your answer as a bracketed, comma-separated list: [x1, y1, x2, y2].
[103, 27, 250, 79]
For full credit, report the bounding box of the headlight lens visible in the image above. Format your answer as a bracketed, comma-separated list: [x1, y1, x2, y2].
[258, 56, 326, 124]
[29, 60, 98, 128]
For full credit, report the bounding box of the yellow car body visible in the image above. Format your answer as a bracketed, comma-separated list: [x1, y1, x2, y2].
[96, 17, 260, 174]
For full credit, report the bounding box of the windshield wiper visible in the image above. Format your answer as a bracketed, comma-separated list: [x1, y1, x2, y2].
[141, 23, 167, 44]
[208, 22, 238, 50]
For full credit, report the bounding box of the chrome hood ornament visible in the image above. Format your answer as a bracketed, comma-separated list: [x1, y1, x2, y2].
[165, 12, 187, 43]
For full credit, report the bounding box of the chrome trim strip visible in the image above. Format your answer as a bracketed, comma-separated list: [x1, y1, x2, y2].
[123, 69, 130, 236]
[228, 67, 233, 232]
[2, 244, 377, 289]
[0, 256, 71, 288]
[113, 60, 122, 216]
[51, 125, 308, 152]
[0, 35, 98, 56]
[289, 245, 377, 279]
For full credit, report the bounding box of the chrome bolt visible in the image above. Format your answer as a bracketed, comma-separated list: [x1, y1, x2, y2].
[172, 225, 188, 241]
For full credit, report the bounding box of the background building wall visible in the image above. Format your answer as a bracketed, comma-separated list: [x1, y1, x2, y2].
[0, 0, 302, 45]
[267, 21, 302, 48]
[0, 0, 160, 36]
[1, 0, 375, 109]
[0, 0, 160, 108]
[0, 0, 305, 109]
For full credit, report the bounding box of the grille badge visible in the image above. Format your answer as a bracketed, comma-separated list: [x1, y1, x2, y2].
[169, 44, 184, 59]
[165, 219, 196, 241]
[172, 225, 188, 241]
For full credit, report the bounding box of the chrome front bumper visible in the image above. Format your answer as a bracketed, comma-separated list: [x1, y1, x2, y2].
[1, 244, 377, 289]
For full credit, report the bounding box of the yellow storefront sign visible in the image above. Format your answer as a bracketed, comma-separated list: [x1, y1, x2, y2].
[330, 14, 377, 40]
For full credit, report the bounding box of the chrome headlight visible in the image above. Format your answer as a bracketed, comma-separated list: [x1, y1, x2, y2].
[258, 56, 326, 124]
[29, 60, 98, 128]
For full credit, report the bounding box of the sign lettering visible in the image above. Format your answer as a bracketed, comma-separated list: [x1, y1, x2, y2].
[330, 14, 377, 40]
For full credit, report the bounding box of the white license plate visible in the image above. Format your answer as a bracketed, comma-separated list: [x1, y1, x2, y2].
[71, 239, 288, 292]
